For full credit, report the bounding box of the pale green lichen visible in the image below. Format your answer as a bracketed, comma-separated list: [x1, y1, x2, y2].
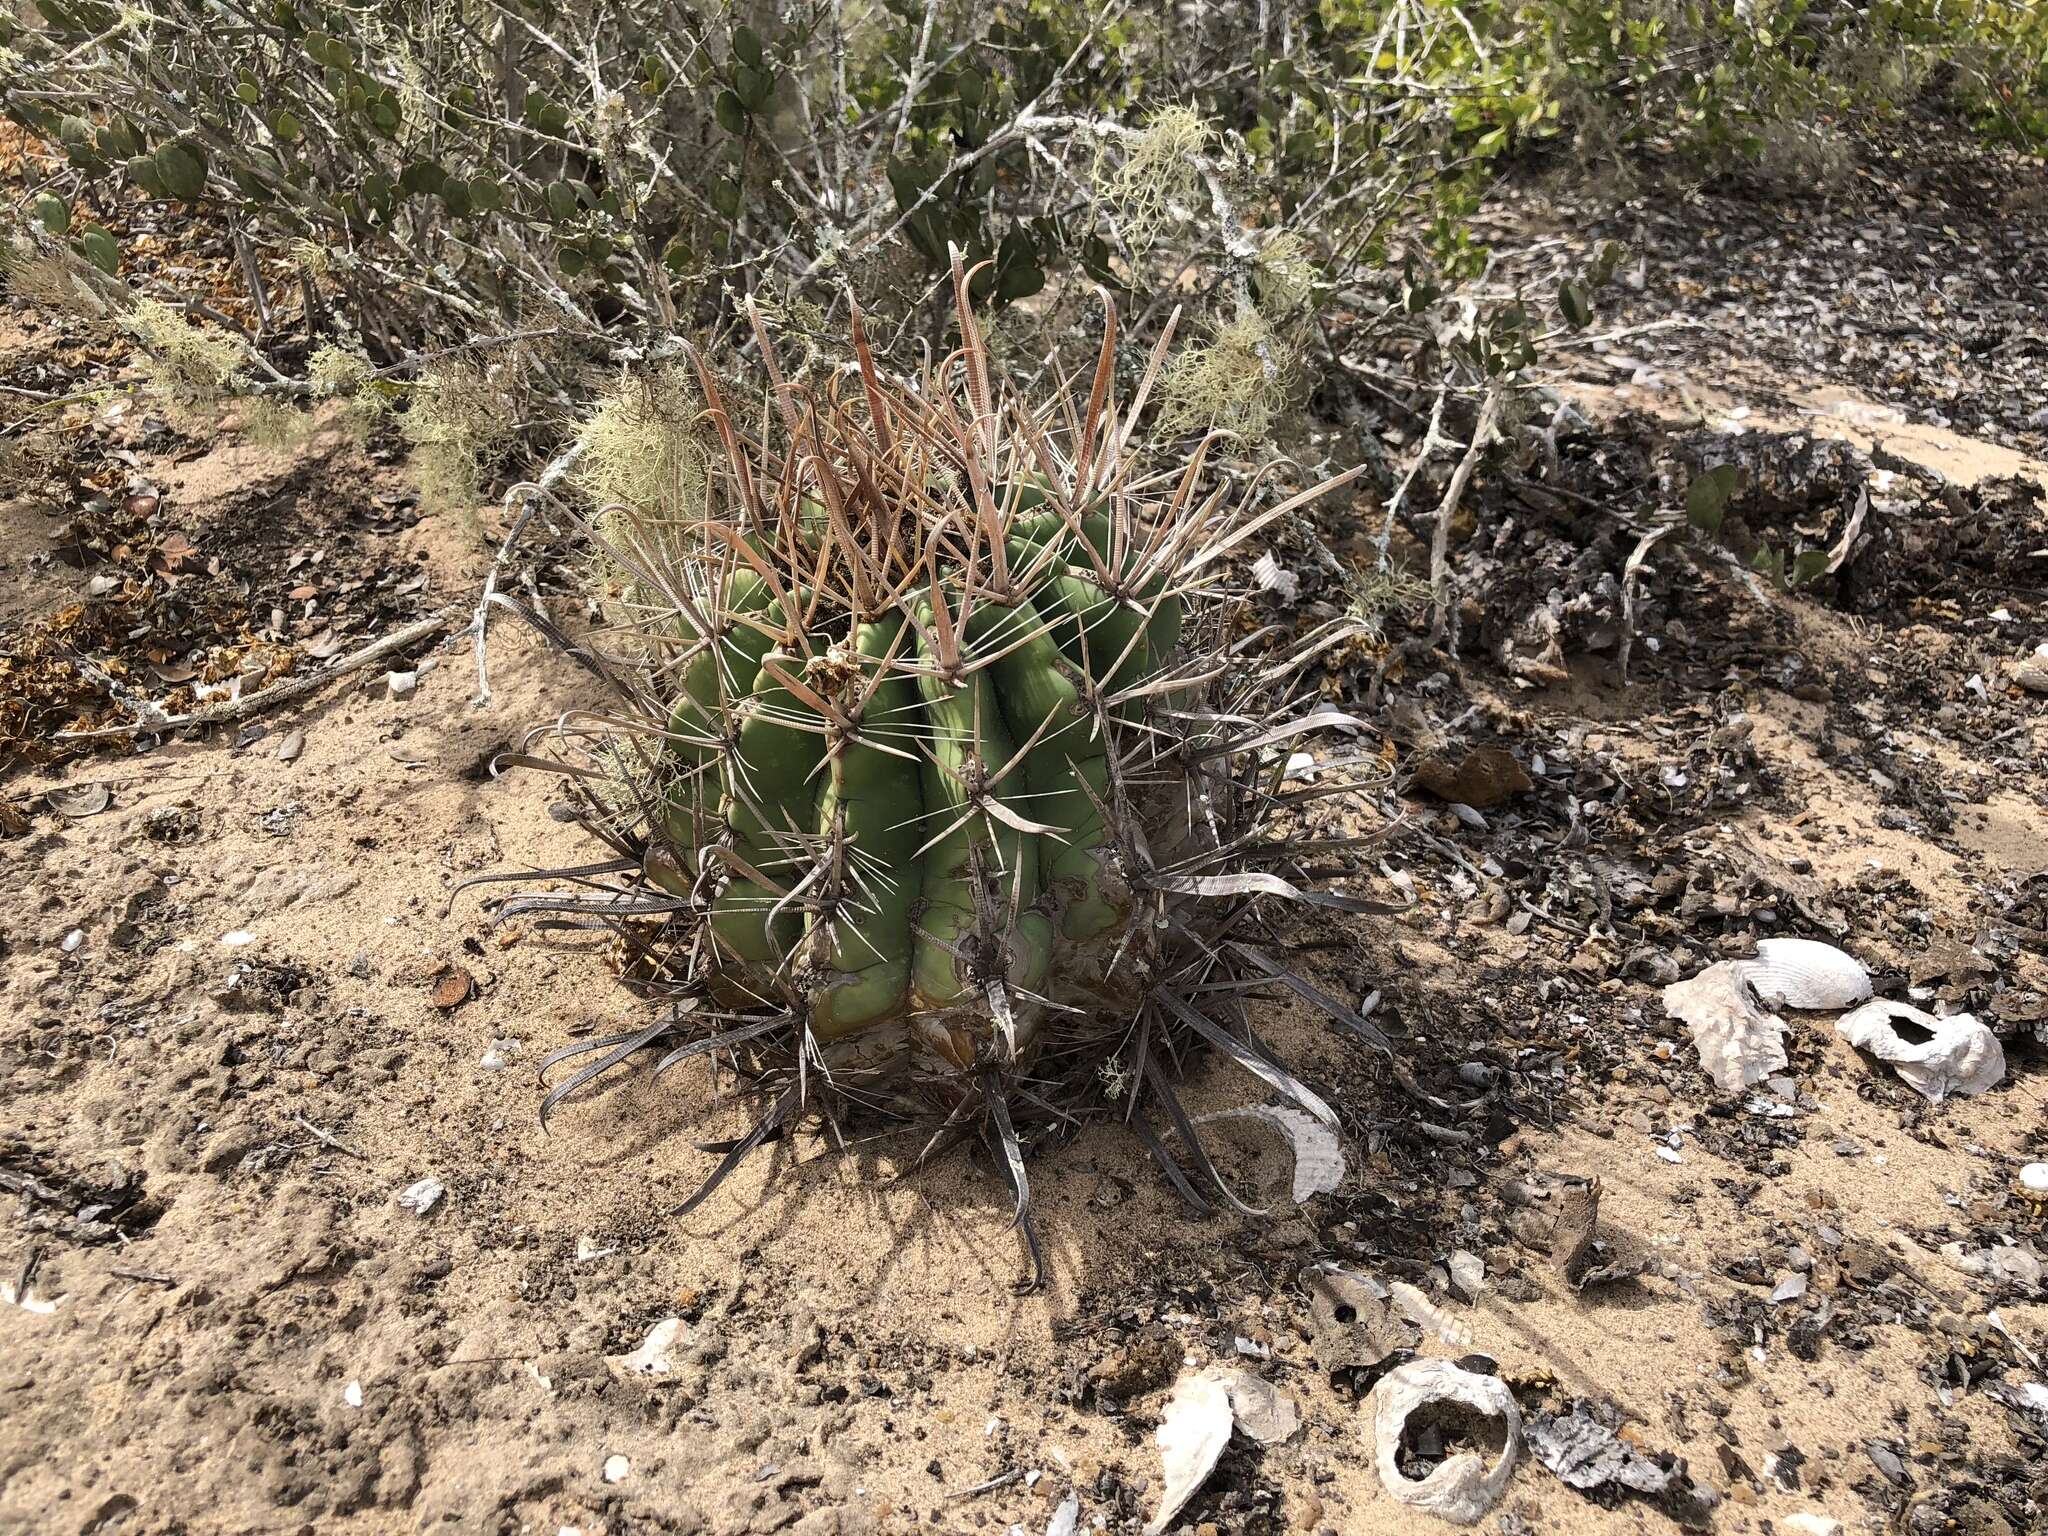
[1094, 105, 1210, 250]
[309, 341, 392, 437]
[402, 357, 517, 511]
[1157, 310, 1293, 442]
[1252, 230, 1318, 321]
[236, 395, 314, 450]
[575, 363, 711, 524]
[124, 298, 248, 402]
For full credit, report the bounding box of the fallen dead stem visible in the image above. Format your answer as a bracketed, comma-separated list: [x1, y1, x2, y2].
[1427, 385, 1505, 649]
[53, 607, 459, 742]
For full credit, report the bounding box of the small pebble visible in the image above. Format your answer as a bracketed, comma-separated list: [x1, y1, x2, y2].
[603, 1455, 629, 1484]
[2020, 1163, 2048, 1195]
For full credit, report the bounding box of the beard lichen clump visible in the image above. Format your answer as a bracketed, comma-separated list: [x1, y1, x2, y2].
[403, 357, 519, 513]
[1094, 104, 1211, 250]
[124, 297, 248, 404]
[490, 274, 1383, 1281]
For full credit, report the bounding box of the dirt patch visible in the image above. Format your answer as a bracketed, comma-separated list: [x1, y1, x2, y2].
[4, 147, 2047, 1536]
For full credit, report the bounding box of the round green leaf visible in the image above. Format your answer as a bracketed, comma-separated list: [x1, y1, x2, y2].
[95, 117, 141, 158]
[467, 175, 503, 212]
[125, 153, 164, 197]
[735, 64, 773, 111]
[715, 89, 748, 135]
[153, 141, 208, 201]
[733, 24, 764, 68]
[543, 179, 578, 222]
[1686, 464, 1743, 532]
[76, 223, 118, 274]
[399, 159, 446, 197]
[270, 110, 303, 143]
[557, 243, 585, 277]
[32, 192, 69, 235]
[995, 264, 1044, 303]
[1558, 278, 1592, 330]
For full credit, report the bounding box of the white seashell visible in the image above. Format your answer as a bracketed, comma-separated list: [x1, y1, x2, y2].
[1737, 938, 1872, 1009]
[1836, 1001, 2005, 1102]
[1664, 962, 1785, 1091]
[1144, 1370, 1233, 1536]
[1195, 1104, 1345, 1204]
[607, 1317, 684, 1380]
[1370, 1359, 1521, 1525]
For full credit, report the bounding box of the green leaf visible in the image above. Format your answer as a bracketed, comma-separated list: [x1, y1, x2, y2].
[235, 69, 260, 105]
[32, 192, 69, 235]
[399, 159, 446, 197]
[467, 175, 503, 212]
[369, 92, 402, 133]
[1788, 548, 1831, 588]
[125, 154, 164, 198]
[1750, 543, 1787, 589]
[1558, 278, 1592, 330]
[886, 158, 931, 211]
[661, 237, 693, 273]
[732, 24, 764, 68]
[1685, 463, 1742, 532]
[557, 243, 585, 277]
[76, 223, 118, 274]
[994, 264, 1044, 303]
[710, 176, 741, 220]
[956, 68, 985, 109]
[153, 141, 208, 201]
[715, 89, 748, 134]
[543, 180, 578, 222]
[95, 117, 141, 158]
[270, 110, 304, 143]
[735, 64, 773, 111]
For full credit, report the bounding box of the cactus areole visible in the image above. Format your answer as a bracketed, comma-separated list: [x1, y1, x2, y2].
[487, 266, 1387, 1281]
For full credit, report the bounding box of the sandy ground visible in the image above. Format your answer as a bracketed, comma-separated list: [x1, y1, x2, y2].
[5, 200, 2048, 1536]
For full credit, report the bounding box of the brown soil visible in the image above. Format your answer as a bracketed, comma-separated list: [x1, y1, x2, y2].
[5, 161, 2047, 1536]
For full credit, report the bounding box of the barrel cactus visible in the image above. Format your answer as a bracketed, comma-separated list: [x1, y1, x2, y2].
[488, 270, 1387, 1281]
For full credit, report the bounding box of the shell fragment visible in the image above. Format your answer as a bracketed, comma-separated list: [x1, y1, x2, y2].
[1370, 1358, 1522, 1525]
[1836, 1001, 2004, 1102]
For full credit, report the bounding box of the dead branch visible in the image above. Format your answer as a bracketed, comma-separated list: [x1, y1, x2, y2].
[54, 608, 460, 742]
[1426, 385, 1505, 649]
